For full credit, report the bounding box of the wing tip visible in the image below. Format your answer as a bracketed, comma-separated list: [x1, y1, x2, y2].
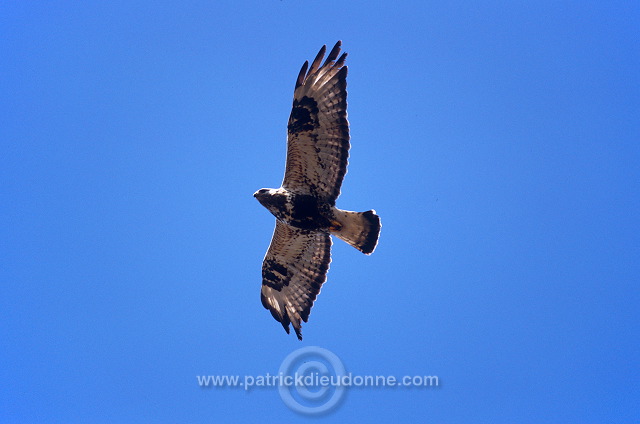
[308, 44, 327, 76]
[296, 60, 309, 89]
[261, 284, 305, 340]
[324, 41, 342, 65]
[294, 326, 303, 341]
[295, 41, 347, 90]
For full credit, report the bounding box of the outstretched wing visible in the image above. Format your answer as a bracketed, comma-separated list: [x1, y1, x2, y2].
[283, 41, 350, 204]
[261, 221, 332, 340]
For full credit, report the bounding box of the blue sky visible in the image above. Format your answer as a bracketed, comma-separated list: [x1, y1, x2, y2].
[1, 1, 638, 422]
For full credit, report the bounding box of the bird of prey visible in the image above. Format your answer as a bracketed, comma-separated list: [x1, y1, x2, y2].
[254, 41, 381, 340]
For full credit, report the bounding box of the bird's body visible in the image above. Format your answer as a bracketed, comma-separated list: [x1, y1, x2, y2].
[254, 188, 336, 231]
[254, 42, 381, 340]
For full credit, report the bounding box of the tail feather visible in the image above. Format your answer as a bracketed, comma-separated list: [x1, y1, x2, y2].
[332, 209, 381, 254]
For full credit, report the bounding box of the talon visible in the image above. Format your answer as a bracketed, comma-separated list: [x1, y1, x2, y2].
[329, 220, 342, 231]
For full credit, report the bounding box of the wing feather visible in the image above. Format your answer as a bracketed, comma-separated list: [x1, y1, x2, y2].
[283, 41, 350, 204]
[261, 221, 331, 340]
[307, 44, 327, 79]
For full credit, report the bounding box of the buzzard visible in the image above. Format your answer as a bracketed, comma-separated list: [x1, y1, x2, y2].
[254, 41, 381, 340]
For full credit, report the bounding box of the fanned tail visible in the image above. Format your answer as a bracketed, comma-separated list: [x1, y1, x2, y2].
[331, 209, 381, 254]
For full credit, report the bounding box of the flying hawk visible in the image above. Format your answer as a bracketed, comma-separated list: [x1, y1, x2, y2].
[254, 41, 381, 340]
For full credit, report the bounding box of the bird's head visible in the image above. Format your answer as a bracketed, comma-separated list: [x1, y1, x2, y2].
[253, 188, 272, 199]
[254, 188, 287, 216]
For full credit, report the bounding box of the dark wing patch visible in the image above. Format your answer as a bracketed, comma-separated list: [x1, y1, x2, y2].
[260, 221, 332, 340]
[282, 41, 350, 204]
[288, 96, 319, 134]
